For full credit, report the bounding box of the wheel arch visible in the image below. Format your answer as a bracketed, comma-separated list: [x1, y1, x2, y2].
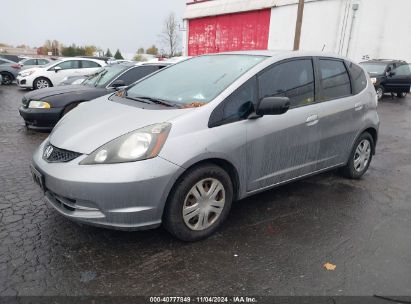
[166, 157, 241, 205]
[33, 76, 53, 89]
[363, 127, 378, 154]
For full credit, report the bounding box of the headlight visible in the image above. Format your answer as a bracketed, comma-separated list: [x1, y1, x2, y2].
[20, 70, 35, 77]
[28, 101, 51, 109]
[370, 77, 377, 84]
[80, 122, 171, 165]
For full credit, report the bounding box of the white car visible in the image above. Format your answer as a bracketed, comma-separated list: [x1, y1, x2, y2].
[16, 57, 106, 90]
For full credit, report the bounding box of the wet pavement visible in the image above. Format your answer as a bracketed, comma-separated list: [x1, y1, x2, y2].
[0, 85, 410, 296]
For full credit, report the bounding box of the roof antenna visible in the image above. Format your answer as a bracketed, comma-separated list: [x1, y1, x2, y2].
[322, 44, 326, 52]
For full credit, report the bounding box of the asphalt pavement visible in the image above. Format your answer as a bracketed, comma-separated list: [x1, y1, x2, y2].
[0, 85, 410, 297]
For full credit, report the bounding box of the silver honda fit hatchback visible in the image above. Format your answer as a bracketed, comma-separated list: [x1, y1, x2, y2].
[31, 51, 379, 241]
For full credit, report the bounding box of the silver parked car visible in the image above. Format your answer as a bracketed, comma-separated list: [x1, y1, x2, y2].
[31, 51, 379, 241]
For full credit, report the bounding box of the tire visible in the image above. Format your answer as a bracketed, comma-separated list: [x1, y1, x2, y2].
[397, 92, 407, 98]
[340, 132, 374, 179]
[163, 164, 233, 242]
[375, 86, 384, 100]
[1, 72, 13, 85]
[33, 77, 52, 90]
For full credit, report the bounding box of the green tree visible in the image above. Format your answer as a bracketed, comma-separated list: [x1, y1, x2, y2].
[84, 45, 97, 56]
[105, 48, 113, 57]
[114, 49, 124, 60]
[137, 47, 145, 54]
[146, 45, 158, 55]
[133, 54, 147, 62]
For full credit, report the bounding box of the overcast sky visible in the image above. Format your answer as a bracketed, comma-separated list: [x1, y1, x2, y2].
[0, 0, 186, 57]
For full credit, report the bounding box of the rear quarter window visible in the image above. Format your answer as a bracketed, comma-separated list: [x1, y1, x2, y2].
[347, 61, 367, 94]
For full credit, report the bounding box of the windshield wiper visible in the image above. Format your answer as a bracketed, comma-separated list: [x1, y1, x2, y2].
[135, 96, 180, 108]
[124, 96, 151, 104]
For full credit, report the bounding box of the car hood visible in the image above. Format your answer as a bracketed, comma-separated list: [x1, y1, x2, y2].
[24, 85, 98, 100]
[49, 96, 191, 154]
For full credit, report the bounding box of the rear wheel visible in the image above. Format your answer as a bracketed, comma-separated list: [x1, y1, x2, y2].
[163, 164, 233, 242]
[340, 132, 374, 179]
[33, 77, 52, 90]
[397, 92, 407, 98]
[1, 72, 13, 85]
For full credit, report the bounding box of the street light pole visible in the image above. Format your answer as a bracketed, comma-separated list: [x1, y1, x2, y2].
[293, 0, 305, 50]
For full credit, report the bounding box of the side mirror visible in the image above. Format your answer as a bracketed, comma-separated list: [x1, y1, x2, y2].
[110, 79, 126, 90]
[389, 71, 396, 77]
[54, 66, 62, 73]
[255, 97, 290, 116]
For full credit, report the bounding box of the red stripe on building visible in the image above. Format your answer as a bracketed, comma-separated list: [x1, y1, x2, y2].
[188, 9, 271, 56]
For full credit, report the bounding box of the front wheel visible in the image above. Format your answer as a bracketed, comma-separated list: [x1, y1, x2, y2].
[33, 77, 52, 90]
[376, 86, 384, 100]
[163, 164, 233, 241]
[340, 132, 374, 179]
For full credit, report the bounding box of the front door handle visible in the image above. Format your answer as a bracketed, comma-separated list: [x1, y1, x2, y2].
[354, 103, 364, 111]
[306, 114, 319, 126]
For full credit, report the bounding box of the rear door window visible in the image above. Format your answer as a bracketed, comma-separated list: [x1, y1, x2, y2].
[346, 61, 367, 94]
[319, 59, 351, 100]
[38, 59, 49, 65]
[258, 59, 315, 108]
[81, 60, 101, 68]
[54, 60, 81, 70]
[24, 59, 37, 65]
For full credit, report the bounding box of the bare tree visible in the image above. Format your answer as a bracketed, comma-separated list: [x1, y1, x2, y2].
[160, 13, 180, 57]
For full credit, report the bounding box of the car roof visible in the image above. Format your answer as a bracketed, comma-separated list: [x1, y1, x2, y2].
[59, 57, 106, 63]
[204, 50, 353, 61]
[360, 59, 407, 64]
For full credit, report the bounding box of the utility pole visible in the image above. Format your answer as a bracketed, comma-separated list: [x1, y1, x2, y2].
[293, 0, 305, 50]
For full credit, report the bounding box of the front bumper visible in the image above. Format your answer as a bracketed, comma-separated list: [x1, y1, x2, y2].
[32, 140, 183, 230]
[19, 106, 62, 130]
[16, 75, 33, 88]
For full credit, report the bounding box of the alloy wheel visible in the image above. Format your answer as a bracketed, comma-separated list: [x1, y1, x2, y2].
[353, 139, 371, 173]
[182, 178, 226, 231]
[2, 74, 12, 85]
[36, 79, 49, 89]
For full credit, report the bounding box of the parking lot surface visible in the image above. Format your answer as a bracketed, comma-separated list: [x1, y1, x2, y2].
[1, 85, 411, 296]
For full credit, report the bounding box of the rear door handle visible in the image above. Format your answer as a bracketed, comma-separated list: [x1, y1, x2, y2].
[354, 103, 364, 111]
[306, 114, 319, 126]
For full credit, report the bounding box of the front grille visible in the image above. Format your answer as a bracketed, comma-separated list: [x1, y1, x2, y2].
[43, 144, 82, 163]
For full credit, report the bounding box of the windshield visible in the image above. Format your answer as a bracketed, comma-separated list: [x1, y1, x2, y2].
[82, 65, 129, 88]
[125, 55, 267, 106]
[360, 63, 387, 75]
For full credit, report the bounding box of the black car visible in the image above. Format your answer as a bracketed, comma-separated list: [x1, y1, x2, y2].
[18, 62, 169, 130]
[360, 59, 411, 100]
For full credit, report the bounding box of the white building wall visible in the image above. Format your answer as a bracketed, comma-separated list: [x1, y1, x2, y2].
[185, 0, 411, 62]
[267, 0, 411, 62]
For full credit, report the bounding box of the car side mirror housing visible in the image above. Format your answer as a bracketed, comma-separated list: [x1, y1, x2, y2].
[255, 97, 290, 116]
[389, 71, 396, 76]
[110, 79, 126, 90]
[54, 66, 62, 73]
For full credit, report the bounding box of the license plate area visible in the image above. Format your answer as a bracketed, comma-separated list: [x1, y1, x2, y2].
[31, 165, 45, 192]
